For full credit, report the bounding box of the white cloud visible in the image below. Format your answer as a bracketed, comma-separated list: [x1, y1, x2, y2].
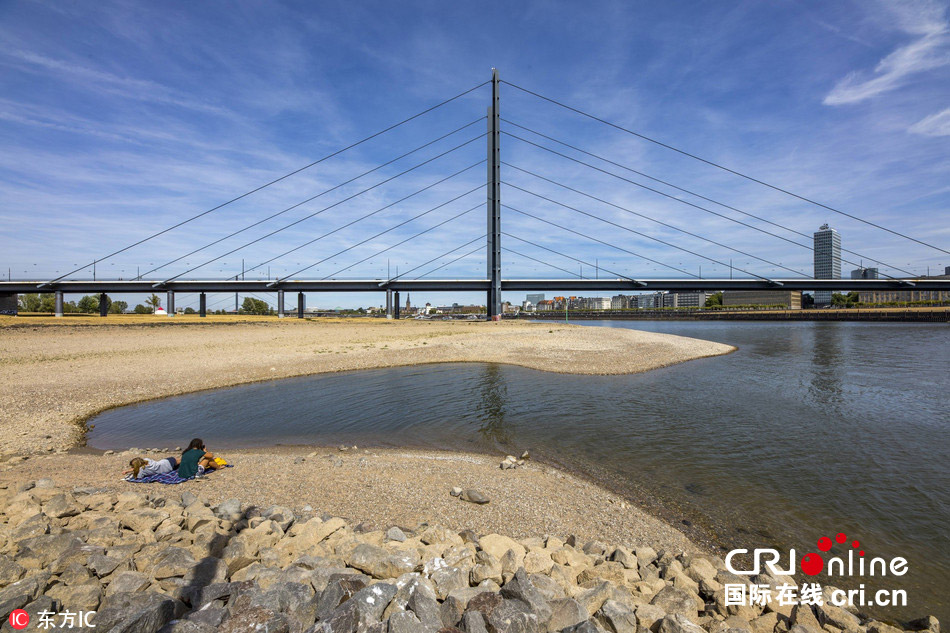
[824, 1, 950, 105]
[909, 106, 950, 135]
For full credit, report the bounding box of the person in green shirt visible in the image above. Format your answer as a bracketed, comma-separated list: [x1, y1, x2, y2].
[177, 438, 219, 479]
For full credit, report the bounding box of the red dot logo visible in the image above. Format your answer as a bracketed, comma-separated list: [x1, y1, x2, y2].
[8, 609, 29, 630]
[801, 552, 824, 575]
[817, 536, 832, 552]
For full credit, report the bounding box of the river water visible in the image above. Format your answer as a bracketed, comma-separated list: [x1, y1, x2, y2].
[87, 320, 949, 622]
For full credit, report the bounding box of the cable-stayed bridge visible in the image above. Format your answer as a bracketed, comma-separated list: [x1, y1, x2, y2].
[3, 69, 948, 318]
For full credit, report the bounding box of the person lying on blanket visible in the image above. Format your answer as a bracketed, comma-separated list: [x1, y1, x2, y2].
[177, 438, 220, 479]
[122, 455, 178, 479]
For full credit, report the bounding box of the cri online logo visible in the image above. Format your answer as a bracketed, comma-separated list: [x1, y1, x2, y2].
[725, 532, 908, 577]
[8, 609, 29, 630]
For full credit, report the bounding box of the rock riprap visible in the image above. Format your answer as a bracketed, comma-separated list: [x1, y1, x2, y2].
[0, 480, 939, 633]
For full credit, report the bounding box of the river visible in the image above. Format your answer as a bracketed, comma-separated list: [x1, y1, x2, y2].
[87, 320, 949, 622]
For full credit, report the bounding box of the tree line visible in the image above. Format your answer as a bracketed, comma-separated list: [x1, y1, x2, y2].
[18, 293, 161, 314]
[17, 294, 274, 315]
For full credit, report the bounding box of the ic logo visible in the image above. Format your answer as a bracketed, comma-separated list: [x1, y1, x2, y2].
[8, 609, 29, 630]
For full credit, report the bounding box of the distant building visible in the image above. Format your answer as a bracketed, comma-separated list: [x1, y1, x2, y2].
[663, 291, 711, 308]
[521, 300, 535, 312]
[857, 273, 950, 304]
[946, 266, 950, 276]
[722, 290, 802, 309]
[587, 297, 611, 310]
[636, 292, 665, 309]
[814, 224, 841, 305]
[611, 294, 633, 309]
[526, 293, 545, 306]
[851, 267, 879, 279]
[536, 300, 556, 311]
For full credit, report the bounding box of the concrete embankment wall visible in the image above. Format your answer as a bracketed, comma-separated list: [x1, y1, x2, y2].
[516, 309, 950, 323]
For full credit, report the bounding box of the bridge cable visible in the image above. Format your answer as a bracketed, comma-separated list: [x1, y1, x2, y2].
[322, 203, 482, 279]
[240, 166, 480, 281]
[388, 235, 486, 282]
[159, 136, 485, 283]
[275, 186, 484, 281]
[501, 80, 950, 257]
[504, 173, 809, 278]
[502, 233, 635, 280]
[502, 233, 640, 281]
[502, 203, 695, 277]
[414, 242, 486, 280]
[42, 80, 491, 286]
[140, 118, 484, 279]
[503, 246, 583, 279]
[502, 126, 915, 279]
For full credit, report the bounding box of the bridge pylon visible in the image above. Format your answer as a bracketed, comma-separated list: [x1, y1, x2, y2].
[486, 68, 502, 320]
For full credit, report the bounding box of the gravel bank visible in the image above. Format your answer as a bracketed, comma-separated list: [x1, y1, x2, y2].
[0, 447, 694, 555]
[0, 317, 734, 455]
[0, 474, 938, 633]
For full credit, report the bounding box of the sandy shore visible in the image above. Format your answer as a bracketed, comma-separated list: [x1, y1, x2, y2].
[0, 316, 733, 455]
[0, 446, 698, 557]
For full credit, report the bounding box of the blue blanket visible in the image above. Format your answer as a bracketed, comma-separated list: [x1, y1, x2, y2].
[126, 464, 232, 485]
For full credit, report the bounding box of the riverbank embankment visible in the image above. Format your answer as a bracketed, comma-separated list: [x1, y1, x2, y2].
[518, 307, 950, 322]
[0, 464, 937, 633]
[0, 317, 733, 455]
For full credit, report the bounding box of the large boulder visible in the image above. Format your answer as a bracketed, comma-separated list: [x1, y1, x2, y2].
[595, 600, 638, 633]
[548, 598, 589, 632]
[500, 569, 552, 625]
[479, 535, 527, 567]
[484, 598, 540, 633]
[147, 546, 198, 580]
[92, 591, 186, 633]
[105, 571, 151, 596]
[347, 543, 419, 579]
[650, 586, 698, 618]
[658, 614, 706, 633]
[0, 571, 50, 616]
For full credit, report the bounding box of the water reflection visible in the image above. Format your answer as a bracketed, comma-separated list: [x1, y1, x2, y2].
[810, 324, 845, 403]
[474, 363, 510, 444]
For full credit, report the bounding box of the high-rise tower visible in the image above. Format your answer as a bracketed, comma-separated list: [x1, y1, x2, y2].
[813, 224, 841, 305]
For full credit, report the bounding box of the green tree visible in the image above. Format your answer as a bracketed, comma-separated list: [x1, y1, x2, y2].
[133, 304, 152, 314]
[240, 297, 270, 315]
[77, 295, 99, 313]
[831, 292, 859, 307]
[18, 294, 41, 312]
[109, 300, 128, 314]
[63, 301, 80, 314]
[145, 294, 162, 311]
[802, 293, 815, 308]
[184, 307, 196, 314]
[39, 293, 56, 312]
[704, 292, 723, 308]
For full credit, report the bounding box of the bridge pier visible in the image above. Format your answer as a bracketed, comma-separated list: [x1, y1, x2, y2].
[277, 290, 285, 318]
[297, 292, 305, 318]
[166, 291, 175, 316]
[385, 289, 393, 319]
[394, 291, 400, 319]
[55, 291, 64, 317]
[99, 293, 108, 317]
[199, 293, 206, 318]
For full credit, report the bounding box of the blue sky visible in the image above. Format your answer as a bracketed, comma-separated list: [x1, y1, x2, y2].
[1, 0, 949, 310]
